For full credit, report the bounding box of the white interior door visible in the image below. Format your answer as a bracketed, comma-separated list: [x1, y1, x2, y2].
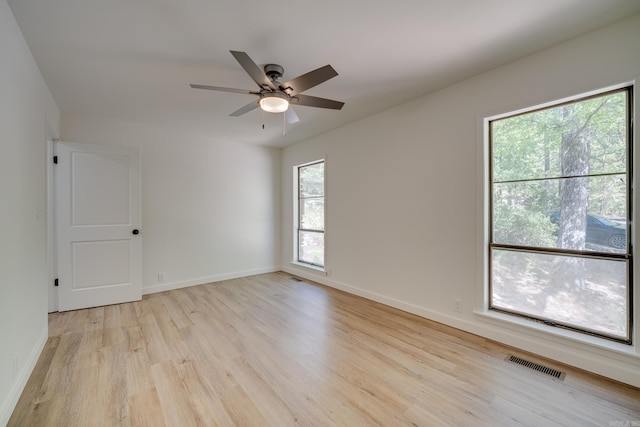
[56, 142, 142, 311]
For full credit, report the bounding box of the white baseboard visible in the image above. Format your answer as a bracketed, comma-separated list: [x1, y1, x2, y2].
[281, 266, 640, 388]
[0, 325, 48, 427]
[142, 266, 281, 295]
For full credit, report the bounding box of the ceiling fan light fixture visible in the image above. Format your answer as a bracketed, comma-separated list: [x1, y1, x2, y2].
[260, 92, 289, 113]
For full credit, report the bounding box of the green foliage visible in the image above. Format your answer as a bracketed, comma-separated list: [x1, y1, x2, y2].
[299, 162, 325, 232]
[299, 162, 324, 197]
[493, 203, 557, 247]
[491, 90, 628, 246]
[492, 91, 627, 183]
[300, 199, 324, 230]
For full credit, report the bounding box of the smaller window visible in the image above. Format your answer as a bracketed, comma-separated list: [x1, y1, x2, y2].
[296, 161, 325, 268]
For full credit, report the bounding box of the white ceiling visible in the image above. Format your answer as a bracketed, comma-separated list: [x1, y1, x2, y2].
[8, 0, 640, 148]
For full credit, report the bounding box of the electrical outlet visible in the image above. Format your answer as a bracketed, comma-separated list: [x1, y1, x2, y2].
[158, 273, 165, 283]
[454, 299, 463, 313]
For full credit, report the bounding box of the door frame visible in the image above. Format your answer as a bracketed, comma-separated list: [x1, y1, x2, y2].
[47, 137, 57, 313]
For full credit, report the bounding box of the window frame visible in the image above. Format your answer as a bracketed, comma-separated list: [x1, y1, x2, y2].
[295, 159, 325, 269]
[487, 85, 634, 344]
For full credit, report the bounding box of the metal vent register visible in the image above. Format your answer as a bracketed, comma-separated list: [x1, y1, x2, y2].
[505, 355, 566, 380]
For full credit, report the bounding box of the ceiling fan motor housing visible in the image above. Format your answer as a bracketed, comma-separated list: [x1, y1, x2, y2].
[264, 64, 284, 82]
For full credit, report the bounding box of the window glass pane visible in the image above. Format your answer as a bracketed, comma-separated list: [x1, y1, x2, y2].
[489, 87, 631, 342]
[300, 198, 324, 231]
[299, 231, 324, 266]
[492, 91, 627, 182]
[299, 163, 324, 197]
[491, 249, 629, 340]
[493, 175, 627, 252]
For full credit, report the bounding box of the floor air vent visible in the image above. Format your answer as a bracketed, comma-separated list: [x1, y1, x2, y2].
[505, 355, 566, 380]
[289, 277, 302, 282]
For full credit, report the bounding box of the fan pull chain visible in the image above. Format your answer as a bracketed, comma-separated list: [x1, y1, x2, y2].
[283, 112, 287, 136]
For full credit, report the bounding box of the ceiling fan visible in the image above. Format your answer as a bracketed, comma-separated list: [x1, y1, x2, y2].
[190, 50, 344, 124]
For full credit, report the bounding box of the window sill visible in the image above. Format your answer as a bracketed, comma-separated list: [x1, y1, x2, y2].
[290, 261, 327, 275]
[474, 309, 639, 359]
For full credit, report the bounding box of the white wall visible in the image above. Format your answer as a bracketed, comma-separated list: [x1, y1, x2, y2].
[282, 14, 640, 387]
[62, 114, 281, 294]
[0, 1, 60, 424]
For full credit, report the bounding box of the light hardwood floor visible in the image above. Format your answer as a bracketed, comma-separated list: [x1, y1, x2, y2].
[9, 272, 640, 426]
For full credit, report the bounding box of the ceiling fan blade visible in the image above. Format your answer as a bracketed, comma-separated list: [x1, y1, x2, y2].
[292, 94, 344, 110]
[190, 84, 259, 95]
[230, 100, 260, 117]
[280, 65, 338, 96]
[285, 107, 299, 124]
[230, 50, 277, 91]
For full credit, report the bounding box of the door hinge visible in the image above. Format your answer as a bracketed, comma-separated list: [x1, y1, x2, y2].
[54, 278, 59, 287]
[53, 156, 58, 164]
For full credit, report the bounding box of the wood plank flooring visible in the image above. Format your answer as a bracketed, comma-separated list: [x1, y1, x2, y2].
[9, 272, 640, 426]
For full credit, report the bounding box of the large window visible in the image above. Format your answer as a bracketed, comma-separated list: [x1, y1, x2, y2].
[297, 161, 325, 268]
[489, 87, 632, 343]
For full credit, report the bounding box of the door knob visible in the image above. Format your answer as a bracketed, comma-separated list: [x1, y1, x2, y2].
[132, 229, 140, 235]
